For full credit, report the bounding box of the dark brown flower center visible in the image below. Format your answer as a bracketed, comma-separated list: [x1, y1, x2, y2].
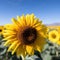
[0, 29, 2, 32]
[52, 34, 56, 39]
[21, 27, 37, 45]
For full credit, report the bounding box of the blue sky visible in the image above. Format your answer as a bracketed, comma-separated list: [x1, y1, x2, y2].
[0, 0, 60, 25]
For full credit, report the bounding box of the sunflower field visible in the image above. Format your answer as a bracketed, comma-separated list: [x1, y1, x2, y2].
[0, 14, 60, 60]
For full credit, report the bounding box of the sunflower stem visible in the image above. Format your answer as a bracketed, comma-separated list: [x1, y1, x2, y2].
[56, 51, 58, 57]
[55, 45, 59, 57]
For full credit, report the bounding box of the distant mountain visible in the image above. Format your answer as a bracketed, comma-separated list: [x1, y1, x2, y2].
[46, 23, 60, 26]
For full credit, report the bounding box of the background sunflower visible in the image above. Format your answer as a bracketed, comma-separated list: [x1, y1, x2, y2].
[48, 30, 59, 43]
[0, 26, 4, 35]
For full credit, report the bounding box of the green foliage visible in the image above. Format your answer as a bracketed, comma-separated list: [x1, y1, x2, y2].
[41, 39, 60, 60]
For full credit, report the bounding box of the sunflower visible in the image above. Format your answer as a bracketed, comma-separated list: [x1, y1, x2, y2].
[56, 39, 60, 45]
[3, 14, 47, 57]
[0, 26, 4, 35]
[56, 28, 60, 45]
[48, 30, 59, 43]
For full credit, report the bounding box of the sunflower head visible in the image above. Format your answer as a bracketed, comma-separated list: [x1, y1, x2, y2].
[0, 26, 4, 35]
[55, 28, 60, 45]
[48, 29, 59, 43]
[3, 14, 47, 57]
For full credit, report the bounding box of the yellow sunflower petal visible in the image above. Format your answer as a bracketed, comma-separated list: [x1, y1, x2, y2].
[20, 15, 26, 25]
[26, 45, 33, 55]
[8, 41, 18, 52]
[3, 32, 16, 36]
[26, 14, 31, 26]
[32, 18, 39, 25]
[30, 14, 34, 26]
[4, 24, 17, 31]
[57, 39, 60, 45]
[36, 45, 41, 52]
[4, 40, 12, 46]
[12, 43, 20, 55]
[4, 38, 17, 46]
[3, 35, 15, 40]
[3, 30, 16, 33]
[17, 15, 26, 26]
[33, 22, 41, 28]
[17, 16, 23, 26]
[4, 24, 14, 29]
[16, 45, 26, 57]
[11, 18, 20, 28]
